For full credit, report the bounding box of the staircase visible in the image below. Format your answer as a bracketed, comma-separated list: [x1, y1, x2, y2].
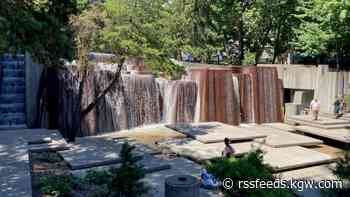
[0, 54, 27, 129]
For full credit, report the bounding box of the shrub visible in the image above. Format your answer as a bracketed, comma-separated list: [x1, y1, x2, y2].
[322, 149, 350, 196]
[84, 170, 113, 186]
[39, 175, 78, 196]
[206, 150, 294, 197]
[334, 149, 350, 182]
[108, 142, 148, 197]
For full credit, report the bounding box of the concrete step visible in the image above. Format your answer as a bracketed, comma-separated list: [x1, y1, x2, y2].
[286, 118, 350, 130]
[2, 69, 25, 77]
[287, 115, 350, 125]
[0, 54, 25, 61]
[0, 103, 25, 113]
[321, 112, 350, 121]
[0, 61, 25, 69]
[0, 85, 25, 94]
[0, 112, 26, 125]
[1, 77, 25, 86]
[0, 124, 27, 130]
[0, 94, 25, 104]
[295, 126, 350, 145]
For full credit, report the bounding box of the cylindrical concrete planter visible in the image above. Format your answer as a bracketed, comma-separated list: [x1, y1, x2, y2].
[165, 175, 200, 197]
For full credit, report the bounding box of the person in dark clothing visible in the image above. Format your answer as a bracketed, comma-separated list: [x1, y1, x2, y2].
[334, 97, 341, 118]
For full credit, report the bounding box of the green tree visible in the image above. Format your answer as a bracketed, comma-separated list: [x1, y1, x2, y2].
[0, 0, 78, 65]
[206, 150, 294, 197]
[293, 0, 350, 67]
[98, 0, 186, 78]
[109, 142, 148, 197]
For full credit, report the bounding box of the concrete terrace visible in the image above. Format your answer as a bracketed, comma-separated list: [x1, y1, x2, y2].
[0, 119, 346, 197]
[0, 129, 67, 197]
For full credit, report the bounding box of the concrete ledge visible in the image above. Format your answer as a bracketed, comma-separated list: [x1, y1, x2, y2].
[167, 122, 266, 144]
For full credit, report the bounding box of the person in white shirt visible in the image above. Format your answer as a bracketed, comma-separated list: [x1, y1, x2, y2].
[310, 99, 320, 120]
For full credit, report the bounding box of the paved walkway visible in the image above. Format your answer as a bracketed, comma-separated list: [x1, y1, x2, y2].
[0, 129, 66, 197]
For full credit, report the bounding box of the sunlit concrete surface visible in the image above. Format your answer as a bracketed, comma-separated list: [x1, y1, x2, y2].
[59, 137, 158, 170]
[0, 129, 64, 197]
[167, 122, 266, 143]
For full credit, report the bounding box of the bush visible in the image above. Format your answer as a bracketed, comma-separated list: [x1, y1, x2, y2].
[206, 150, 294, 197]
[109, 142, 148, 197]
[334, 149, 350, 181]
[243, 50, 256, 66]
[322, 149, 350, 196]
[39, 175, 79, 196]
[84, 170, 113, 186]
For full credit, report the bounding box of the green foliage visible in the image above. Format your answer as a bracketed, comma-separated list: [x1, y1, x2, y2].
[321, 150, 350, 197]
[109, 142, 148, 197]
[34, 152, 62, 163]
[243, 50, 256, 65]
[0, 0, 78, 66]
[334, 149, 350, 181]
[293, 0, 350, 62]
[39, 175, 78, 196]
[84, 170, 113, 186]
[206, 150, 294, 197]
[70, 0, 187, 78]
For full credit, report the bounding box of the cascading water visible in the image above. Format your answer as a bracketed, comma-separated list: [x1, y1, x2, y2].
[186, 67, 241, 125]
[122, 74, 161, 128]
[160, 80, 197, 124]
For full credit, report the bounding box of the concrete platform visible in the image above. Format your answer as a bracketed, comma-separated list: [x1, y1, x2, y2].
[275, 164, 337, 181]
[143, 157, 223, 197]
[0, 129, 65, 197]
[289, 115, 350, 125]
[167, 122, 266, 143]
[158, 138, 253, 161]
[295, 126, 350, 145]
[262, 146, 336, 172]
[243, 125, 323, 148]
[262, 123, 296, 132]
[72, 154, 172, 177]
[59, 137, 159, 170]
[98, 124, 186, 149]
[288, 115, 350, 129]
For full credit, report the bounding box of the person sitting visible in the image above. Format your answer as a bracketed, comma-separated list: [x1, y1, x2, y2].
[222, 137, 235, 158]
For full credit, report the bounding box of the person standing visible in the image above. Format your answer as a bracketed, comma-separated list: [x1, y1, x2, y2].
[339, 96, 347, 118]
[334, 97, 341, 118]
[310, 99, 320, 121]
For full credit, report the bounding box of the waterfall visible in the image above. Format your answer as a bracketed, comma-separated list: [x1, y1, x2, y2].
[160, 80, 197, 124]
[122, 74, 161, 128]
[186, 67, 241, 125]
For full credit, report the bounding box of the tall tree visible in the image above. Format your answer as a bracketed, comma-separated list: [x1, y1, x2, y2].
[293, 0, 350, 67]
[0, 0, 78, 65]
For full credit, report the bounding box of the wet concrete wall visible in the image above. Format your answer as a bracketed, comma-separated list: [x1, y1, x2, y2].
[41, 64, 197, 137]
[186, 66, 283, 125]
[236, 67, 284, 123]
[186, 67, 241, 125]
[259, 64, 349, 114]
[25, 53, 45, 128]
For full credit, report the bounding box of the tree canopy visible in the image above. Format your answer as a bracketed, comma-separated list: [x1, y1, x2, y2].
[1, 0, 350, 69]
